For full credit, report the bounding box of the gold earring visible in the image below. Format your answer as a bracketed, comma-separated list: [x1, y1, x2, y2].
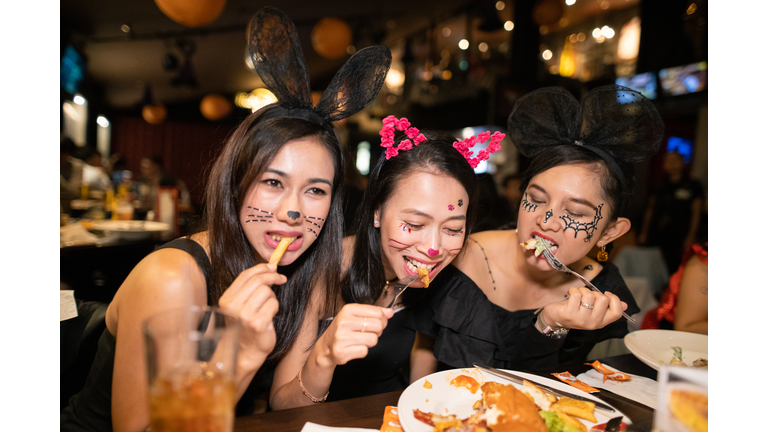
[597, 243, 609, 262]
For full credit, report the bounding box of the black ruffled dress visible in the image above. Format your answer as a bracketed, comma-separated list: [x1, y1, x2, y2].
[408, 263, 639, 372]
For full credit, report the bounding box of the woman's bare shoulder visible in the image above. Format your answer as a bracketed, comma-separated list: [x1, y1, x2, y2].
[108, 244, 208, 327]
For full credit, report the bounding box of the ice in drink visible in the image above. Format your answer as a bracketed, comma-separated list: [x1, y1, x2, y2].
[148, 362, 236, 432]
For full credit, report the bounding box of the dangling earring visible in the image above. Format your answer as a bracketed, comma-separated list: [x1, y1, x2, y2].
[597, 243, 609, 262]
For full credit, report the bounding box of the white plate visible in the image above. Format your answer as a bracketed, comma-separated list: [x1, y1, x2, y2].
[91, 220, 170, 240]
[624, 329, 708, 371]
[397, 368, 630, 432]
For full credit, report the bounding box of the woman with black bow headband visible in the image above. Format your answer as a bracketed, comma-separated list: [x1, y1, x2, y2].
[409, 85, 664, 372]
[62, 7, 391, 431]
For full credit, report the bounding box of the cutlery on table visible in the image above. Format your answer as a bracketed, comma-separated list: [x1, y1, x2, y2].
[386, 275, 420, 309]
[604, 416, 624, 432]
[540, 245, 635, 322]
[473, 363, 618, 415]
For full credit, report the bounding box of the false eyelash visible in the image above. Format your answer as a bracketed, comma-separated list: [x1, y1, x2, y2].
[521, 193, 538, 212]
[560, 203, 603, 242]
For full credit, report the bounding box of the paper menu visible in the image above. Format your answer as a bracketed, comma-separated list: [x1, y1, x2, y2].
[60, 290, 78, 321]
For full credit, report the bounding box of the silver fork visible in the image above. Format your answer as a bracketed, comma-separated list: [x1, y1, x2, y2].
[541, 247, 635, 322]
[386, 275, 421, 309]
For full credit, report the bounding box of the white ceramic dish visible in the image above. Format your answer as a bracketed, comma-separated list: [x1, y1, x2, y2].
[397, 368, 629, 432]
[91, 220, 170, 240]
[624, 329, 708, 371]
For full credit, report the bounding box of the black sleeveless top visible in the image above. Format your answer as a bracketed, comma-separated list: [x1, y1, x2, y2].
[407, 263, 640, 372]
[61, 238, 268, 431]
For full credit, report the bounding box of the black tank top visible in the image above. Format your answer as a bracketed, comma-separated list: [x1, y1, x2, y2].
[61, 238, 213, 431]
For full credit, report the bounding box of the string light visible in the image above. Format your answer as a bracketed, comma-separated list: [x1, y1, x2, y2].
[504, 21, 514, 31]
[459, 39, 469, 50]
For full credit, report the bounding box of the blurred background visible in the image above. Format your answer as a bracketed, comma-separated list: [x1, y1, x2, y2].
[59, 0, 707, 300]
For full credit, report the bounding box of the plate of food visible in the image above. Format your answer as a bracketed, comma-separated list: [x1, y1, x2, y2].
[624, 329, 708, 371]
[398, 368, 631, 432]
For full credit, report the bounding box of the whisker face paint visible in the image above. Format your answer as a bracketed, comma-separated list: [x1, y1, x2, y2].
[388, 238, 413, 251]
[246, 206, 274, 223]
[521, 193, 538, 212]
[303, 214, 325, 239]
[560, 203, 603, 242]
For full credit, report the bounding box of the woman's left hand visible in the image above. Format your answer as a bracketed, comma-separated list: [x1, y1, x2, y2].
[541, 287, 628, 330]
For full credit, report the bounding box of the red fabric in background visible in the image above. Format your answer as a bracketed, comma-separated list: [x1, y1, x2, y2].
[110, 116, 235, 207]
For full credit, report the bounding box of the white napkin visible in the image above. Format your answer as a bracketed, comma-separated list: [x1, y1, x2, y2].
[576, 363, 658, 409]
[300, 423, 378, 432]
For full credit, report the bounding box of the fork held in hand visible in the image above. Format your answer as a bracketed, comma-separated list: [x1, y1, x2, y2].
[386, 275, 420, 309]
[541, 247, 635, 322]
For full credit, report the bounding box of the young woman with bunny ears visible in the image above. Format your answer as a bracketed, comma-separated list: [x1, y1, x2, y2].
[61, 7, 391, 431]
[409, 85, 664, 372]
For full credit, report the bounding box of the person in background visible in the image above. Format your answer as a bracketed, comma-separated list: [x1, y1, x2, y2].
[136, 154, 192, 213]
[60, 136, 83, 214]
[409, 85, 663, 372]
[79, 145, 113, 192]
[637, 151, 703, 274]
[641, 242, 707, 335]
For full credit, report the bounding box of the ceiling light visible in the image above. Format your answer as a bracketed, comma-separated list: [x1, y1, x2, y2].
[504, 21, 514, 31]
[542, 50, 553, 60]
[592, 28, 602, 38]
[459, 39, 469, 50]
[566, 0, 576, 5]
[97, 116, 110, 128]
[73, 95, 86, 105]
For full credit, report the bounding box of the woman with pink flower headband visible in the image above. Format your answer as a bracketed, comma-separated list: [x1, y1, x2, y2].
[408, 85, 664, 372]
[269, 117, 502, 407]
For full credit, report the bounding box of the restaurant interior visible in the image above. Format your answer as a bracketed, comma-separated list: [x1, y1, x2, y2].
[55, 0, 715, 431]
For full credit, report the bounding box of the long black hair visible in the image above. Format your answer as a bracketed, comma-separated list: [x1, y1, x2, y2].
[342, 131, 479, 305]
[202, 103, 344, 364]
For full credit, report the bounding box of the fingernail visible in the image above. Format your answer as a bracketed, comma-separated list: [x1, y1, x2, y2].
[267, 264, 277, 271]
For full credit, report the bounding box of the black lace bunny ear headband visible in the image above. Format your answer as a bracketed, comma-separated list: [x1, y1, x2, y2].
[506, 85, 664, 189]
[248, 7, 392, 135]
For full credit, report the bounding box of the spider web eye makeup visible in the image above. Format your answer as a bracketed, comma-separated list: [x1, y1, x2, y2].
[521, 193, 538, 212]
[245, 206, 274, 223]
[544, 209, 553, 223]
[560, 203, 603, 242]
[303, 215, 325, 238]
[458, 199, 463, 207]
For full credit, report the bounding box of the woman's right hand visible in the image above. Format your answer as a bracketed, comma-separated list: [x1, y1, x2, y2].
[219, 263, 285, 371]
[316, 304, 394, 367]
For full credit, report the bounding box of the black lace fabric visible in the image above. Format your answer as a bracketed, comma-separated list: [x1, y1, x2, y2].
[248, 7, 392, 123]
[507, 85, 664, 164]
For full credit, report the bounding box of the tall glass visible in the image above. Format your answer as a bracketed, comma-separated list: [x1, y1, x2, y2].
[143, 306, 241, 432]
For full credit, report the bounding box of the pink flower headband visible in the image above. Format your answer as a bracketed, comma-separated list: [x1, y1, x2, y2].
[379, 115, 504, 168]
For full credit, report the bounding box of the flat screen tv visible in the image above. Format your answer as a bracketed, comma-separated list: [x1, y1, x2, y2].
[659, 62, 707, 96]
[61, 45, 85, 94]
[616, 72, 657, 100]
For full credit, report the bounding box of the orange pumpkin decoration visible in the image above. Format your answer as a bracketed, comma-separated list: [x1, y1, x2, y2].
[311, 17, 353, 59]
[142, 104, 168, 125]
[200, 94, 233, 121]
[154, 0, 227, 27]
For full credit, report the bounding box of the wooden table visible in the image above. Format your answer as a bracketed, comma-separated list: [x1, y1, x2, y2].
[234, 354, 657, 432]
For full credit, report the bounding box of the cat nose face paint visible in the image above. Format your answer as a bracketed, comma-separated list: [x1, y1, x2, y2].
[428, 248, 439, 257]
[287, 210, 300, 220]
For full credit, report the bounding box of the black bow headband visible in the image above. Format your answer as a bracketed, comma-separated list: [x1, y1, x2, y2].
[507, 85, 664, 189]
[248, 7, 392, 134]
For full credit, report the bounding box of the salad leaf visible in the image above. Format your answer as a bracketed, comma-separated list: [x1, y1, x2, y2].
[672, 346, 683, 362]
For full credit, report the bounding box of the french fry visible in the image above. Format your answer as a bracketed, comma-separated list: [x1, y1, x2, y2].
[418, 267, 430, 287]
[554, 411, 587, 432]
[550, 397, 597, 423]
[269, 237, 295, 265]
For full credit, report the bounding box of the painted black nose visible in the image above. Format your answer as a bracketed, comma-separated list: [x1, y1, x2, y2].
[287, 211, 300, 220]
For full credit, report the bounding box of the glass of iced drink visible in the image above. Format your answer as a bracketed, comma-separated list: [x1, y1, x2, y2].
[143, 306, 241, 432]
